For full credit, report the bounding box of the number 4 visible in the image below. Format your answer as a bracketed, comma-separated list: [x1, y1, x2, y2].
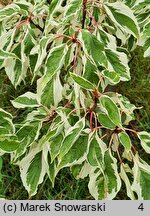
[138, 203, 144, 211]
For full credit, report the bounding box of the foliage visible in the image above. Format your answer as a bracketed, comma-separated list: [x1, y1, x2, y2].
[0, 0, 150, 200]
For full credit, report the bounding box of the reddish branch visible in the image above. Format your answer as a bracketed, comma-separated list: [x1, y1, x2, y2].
[82, 0, 88, 29]
[91, 89, 101, 111]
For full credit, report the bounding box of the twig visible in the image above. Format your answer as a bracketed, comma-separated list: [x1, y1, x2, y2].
[100, 133, 107, 140]
[90, 111, 94, 131]
[73, 42, 79, 71]
[30, 20, 44, 32]
[108, 133, 114, 149]
[82, 0, 88, 29]
[92, 111, 98, 129]
[124, 128, 138, 135]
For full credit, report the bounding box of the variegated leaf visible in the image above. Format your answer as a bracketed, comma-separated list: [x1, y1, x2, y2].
[42, 44, 68, 87]
[104, 2, 140, 38]
[71, 162, 93, 180]
[11, 92, 40, 108]
[19, 142, 48, 197]
[41, 122, 64, 146]
[0, 49, 19, 60]
[82, 56, 99, 85]
[87, 132, 107, 167]
[118, 132, 131, 152]
[57, 135, 88, 171]
[97, 112, 115, 130]
[0, 136, 19, 153]
[64, 0, 82, 20]
[15, 121, 42, 159]
[131, 156, 150, 200]
[33, 35, 53, 76]
[50, 133, 63, 162]
[88, 150, 121, 199]
[4, 42, 28, 87]
[99, 95, 122, 128]
[58, 118, 85, 160]
[47, 152, 56, 187]
[78, 30, 107, 67]
[103, 70, 120, 85]
[70, 72, 95, 90]
[105, 49, 130, 81]
[0, 4, 21, 21]
[120, 164, 135, 200]
[0, 108, 15, 136]
[138, 131, 150, 154]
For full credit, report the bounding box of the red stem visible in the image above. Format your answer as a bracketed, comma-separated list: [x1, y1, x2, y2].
[73, 42, 79, 71]
[92, 111, 98, 129]
[90, 112, 94, 131]
[124, 128, 138, 135]
[82, 0, 88, 29]
[108, 133, 114, 149]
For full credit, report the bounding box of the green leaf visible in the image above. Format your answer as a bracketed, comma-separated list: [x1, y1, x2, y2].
[143, 37, 150, 57]
[11, 92, 40, 108]
[0, 4, 20, 21]
[87, 136, 103, 167]
[143, 22, 150, 38]
[98, 28, 117, 49]
[104, 150, 121, 198]
[71, 162, 92, 180]
[15, 121, 42, 159]
[41, 122, 64, 146]
[29, 53, 38, 73]
[47, 153, 56, 187]
[88, 167, 105, 200]
[105, 49, 130, 81]
[70, 72, 95, 90]
[78, 30, 107, 67]
[49, 134, 63, 162]
[0, 137, 19, 152]
[138, 131, 150, 154]
[140, 170, 150, 200]
[47, 0, 60, 17]
[132, 157, 150, 199]
[58, 118, 85, 160]
[33, 35, 53, 75]
[88, 150, 121, 199]
[23, 27, 36, 57]
[103, 70, 120, 84]
[38, 77, 54, 108]
[25, 107, 48, 122]
[19, 143, 48, 197]
[83, 57, 99, 85]
[4, 43, 28, 87]
[97, 112, 115, 130]
[39, 45, 67, 107]
[64, 0, 82, 19]
[118, 132, 131, 152]
[99, 95, 122, 128]
[120, 164, 135, 200]
[57, 135, 88, 170]
[43, 44, 68, 86]
[15, 1, 31, 12]
[117, 94, 136, 125]
[104, 2, 140, 37]
[0, 49, 19, 60]
[26, 152, 42, 196]
[0, 108, 15, 136]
